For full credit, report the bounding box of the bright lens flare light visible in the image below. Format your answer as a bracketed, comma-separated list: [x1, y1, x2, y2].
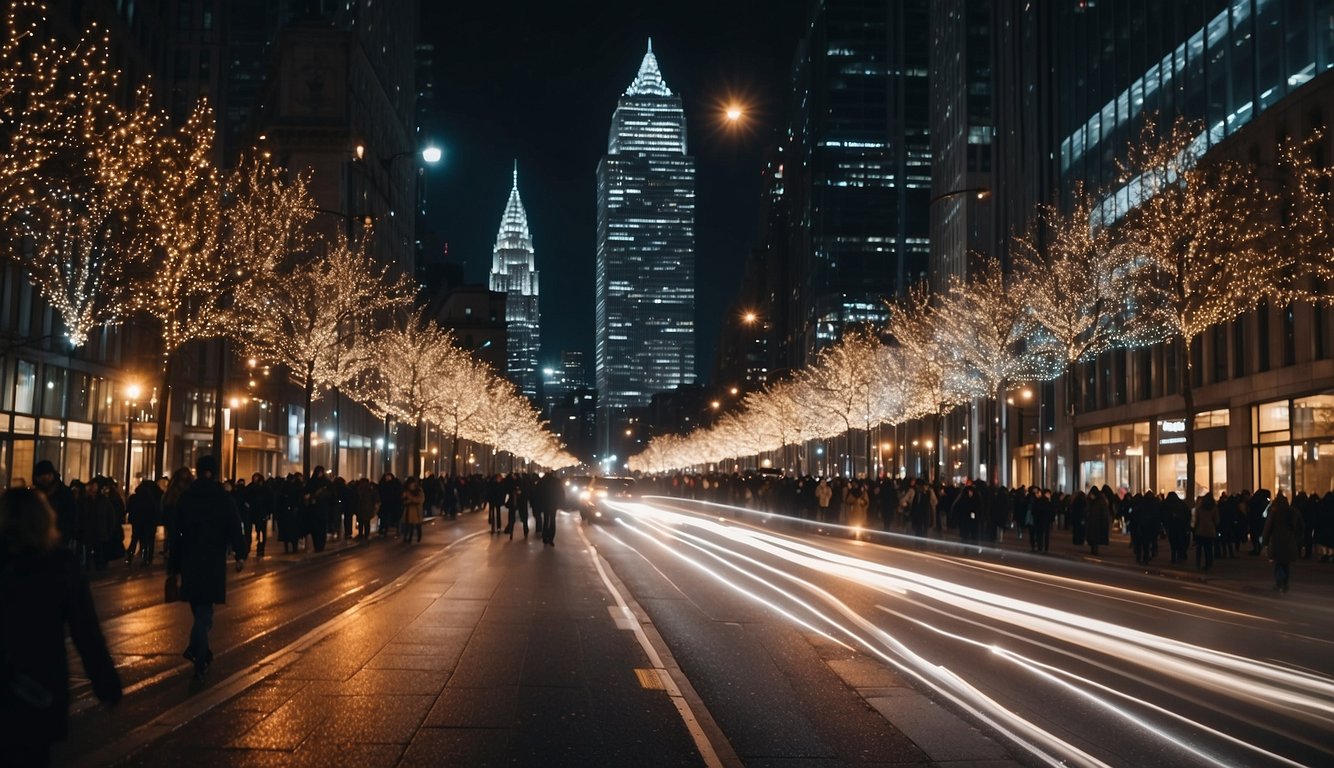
[725, 104, 743, 122]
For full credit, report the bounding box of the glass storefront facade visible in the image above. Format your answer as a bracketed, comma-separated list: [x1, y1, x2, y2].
[1254, 394, 1334, 494]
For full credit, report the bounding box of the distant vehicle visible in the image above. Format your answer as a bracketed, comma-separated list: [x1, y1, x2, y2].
[578, 476, 636, 523]
[565, 476, 592, 498]
[745, 467, 784, 479]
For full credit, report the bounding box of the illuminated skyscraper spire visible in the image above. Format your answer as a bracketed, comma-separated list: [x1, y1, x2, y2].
[625, 38, 672, 97]
[490, 162, 540, 399]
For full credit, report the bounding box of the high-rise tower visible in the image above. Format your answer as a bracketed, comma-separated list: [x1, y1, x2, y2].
[595, 40, 696, 456]
[490, 163, 540, 400]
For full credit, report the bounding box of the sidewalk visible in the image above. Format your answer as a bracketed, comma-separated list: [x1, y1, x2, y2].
[107, 512, 707, 768]
[990, 521, 1334, 599]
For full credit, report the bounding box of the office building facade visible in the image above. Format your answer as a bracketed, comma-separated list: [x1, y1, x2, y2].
[595, 41, 696, 454]
[792, 0, 931, 358]
[1051, 0, 1334, 497]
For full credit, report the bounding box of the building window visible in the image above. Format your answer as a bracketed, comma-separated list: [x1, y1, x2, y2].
[13, 360, 36, 415]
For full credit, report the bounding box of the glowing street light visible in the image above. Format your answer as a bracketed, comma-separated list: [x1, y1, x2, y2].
[421, 145, 443, 164]
[725, 104, 743, 122]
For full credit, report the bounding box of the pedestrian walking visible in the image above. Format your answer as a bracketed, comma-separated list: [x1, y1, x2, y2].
[31, 461, 77, 548]
[125, 479, 163, 566]
[1262, 495, 1304, 593]
[1085, 486, 1111, 556]
[242, 473, 272, 558]
[166, 456, 247, 680]
[1192, 493, 1218, 571]
[402, 477, 425, 544]
[302, 466, 332, 553]
[535, 471, 564, 546]
[1, 488, 122, 768]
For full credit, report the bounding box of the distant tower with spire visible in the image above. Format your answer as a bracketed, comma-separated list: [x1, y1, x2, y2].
[595, 39, 697, 456]
[490, 162, 541, 400]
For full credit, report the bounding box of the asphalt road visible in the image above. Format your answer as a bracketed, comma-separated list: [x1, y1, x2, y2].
[52, 501, 1334, 767]
[588, 496, 1334, 768]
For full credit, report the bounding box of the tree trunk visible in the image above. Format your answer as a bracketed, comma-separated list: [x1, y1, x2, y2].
[212, 337, 226, 460]
[332, 387, 341, 479]
[993, 384, 1005, 487]
[152, 355, 175, 479]
[412, 415, 423, 479]
[1065, 364, 1079, 494]
[450, 427, 460, 477]
[302, 364, 315, 477]
[864, 424, 873, 479]
[1182, 340, 1197, 507]
[382, 414, 392, 475]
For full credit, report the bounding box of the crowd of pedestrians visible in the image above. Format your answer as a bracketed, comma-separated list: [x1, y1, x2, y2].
[1, 459, 567, 763]
[641, 471, 1334, 592]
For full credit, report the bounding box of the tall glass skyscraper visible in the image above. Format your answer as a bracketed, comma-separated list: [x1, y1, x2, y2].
[792, 0, 932, 357]
[595, 40, 696, 451]
[489, 164, 540, 400]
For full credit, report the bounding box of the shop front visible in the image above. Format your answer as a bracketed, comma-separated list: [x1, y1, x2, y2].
[1254, 394, 1334, 495]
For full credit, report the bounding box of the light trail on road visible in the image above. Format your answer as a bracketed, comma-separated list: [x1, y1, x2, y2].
[593, 497, 1334, 768]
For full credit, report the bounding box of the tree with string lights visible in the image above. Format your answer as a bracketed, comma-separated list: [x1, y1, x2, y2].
[886, 281, 974, 480]
[799, 327, 890, 477]
[932, 255, 1046, 486]
[365, 311, 472, 475]
[0, 7, 160, 346]
[1116, 116, 1290, 502]
[238, 226, 411, 476]
[129, 102, 322, 476]
[1011, 182, 1142, 491]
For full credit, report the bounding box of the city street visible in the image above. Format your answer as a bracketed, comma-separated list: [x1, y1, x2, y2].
[51, 501, 1334, 767]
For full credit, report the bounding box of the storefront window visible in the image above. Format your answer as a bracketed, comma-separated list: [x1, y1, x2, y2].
[1292, 395, 1334, 441]
[1080, 423, 1149, 492]
[1255, 399, 1290, 439]
[1194, 408, 1230, 430]
[41, 366, 67, 419]
[1257, 445, 1293, 495]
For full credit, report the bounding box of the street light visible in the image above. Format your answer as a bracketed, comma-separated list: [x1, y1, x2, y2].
[928, 186, 991, 208]
[123, 383, 141, 490]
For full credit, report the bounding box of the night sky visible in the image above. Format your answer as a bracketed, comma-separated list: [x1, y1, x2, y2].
[420, 1, 808, 383]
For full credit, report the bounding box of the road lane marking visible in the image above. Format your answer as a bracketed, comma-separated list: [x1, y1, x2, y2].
[577, 522, 727, 768]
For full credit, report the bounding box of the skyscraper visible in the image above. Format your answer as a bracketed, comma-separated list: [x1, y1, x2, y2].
[490, 164, 540, 400]
[789, 0, 932, 360]
[595, 40, 696, 454]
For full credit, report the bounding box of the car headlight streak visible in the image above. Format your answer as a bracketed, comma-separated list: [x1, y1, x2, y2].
[598, 498, 1334, 768]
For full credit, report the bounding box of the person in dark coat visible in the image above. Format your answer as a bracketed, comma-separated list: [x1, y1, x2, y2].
[242, 473, 273, 557]
[1130, 492, 1162, 564]
[1, 488, 122, 767]
[1248, 489, 1272, 555]
[1192, 493, 1218, 571]
[1068, 490, 1088, 546]
[377, 472, 404, 538]
[534, 471, 565, 546]
[125, 479, 163, 566]
[160, 467, 193, 562]
[303, 467, 333, 553]
[166, 456, 246, 679]
[1030, 489, 1055, 553]
[31, 460, 77, 548]
[1085, 486, 1111, 555]
[1263, 495, 1304, 593]
[1162, 492, 1192, 565]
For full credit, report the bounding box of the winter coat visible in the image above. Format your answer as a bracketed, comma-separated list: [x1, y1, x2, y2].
[1191, 497, 1218, 538]
[403, 486, 425, 525]
[534, 473, 565, 516]
[126, 482, 162, 530]
[0, 547, 121, 745]
[168, 478, 246, 605]
[814, 482, 833, 509]
[844, 488, 869, 528]
[1085, 492, 1112, 546]
[1262, 498, 1304, 565]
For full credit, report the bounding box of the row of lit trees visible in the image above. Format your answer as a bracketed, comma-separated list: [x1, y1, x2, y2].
[0, 3, 576, 477]
[633, 116, 1334, 500]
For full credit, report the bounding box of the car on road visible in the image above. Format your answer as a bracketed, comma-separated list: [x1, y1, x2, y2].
[578, 476, 636, 523]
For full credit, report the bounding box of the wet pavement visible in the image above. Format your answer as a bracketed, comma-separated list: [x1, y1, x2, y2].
[50, 502, 1333, 767]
